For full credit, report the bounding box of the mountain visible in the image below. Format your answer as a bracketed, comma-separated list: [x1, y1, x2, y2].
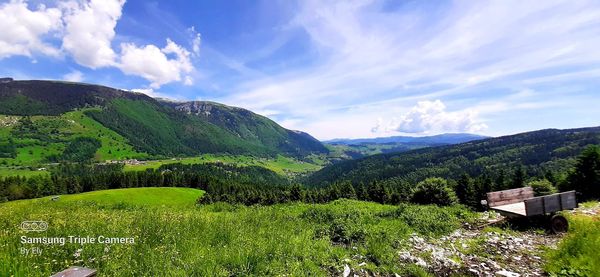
[0, 79, 327, 165]
[325, 133, 488, 145]
[160, 100, 326, 157]
[324, 133, 489, 159]
[305, 127, 600, 187]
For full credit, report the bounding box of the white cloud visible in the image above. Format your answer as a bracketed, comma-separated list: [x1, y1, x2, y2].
[187, 26, 201, 56]
[63, 70, 83, 82]
[119, 39, 193, 88]
[0, 0, 198, 88]
[220, 0, 600, 139]
[131, 87, 186, 101]
[62, 0, 124, 68]
[0, 0, 62, 59]
[372, 100, 487, 134]
[183, 76, 193, 86]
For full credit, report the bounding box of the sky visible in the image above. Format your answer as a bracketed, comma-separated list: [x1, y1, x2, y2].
[1, 0, 600, 140]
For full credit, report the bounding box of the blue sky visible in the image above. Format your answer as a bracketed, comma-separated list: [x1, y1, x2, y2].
[1, 0, 600, 140]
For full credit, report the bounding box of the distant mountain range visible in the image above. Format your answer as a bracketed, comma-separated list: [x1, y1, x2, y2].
[323, 133, 489, 159]
[325, 133, 489, 145]
[306, 127, 600, 187]
[0, 79, 327, 165]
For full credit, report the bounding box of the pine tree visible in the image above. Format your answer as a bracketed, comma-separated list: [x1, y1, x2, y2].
[566, 145, 600, 200]
[456, 174, 473, 205]
[511, 166, 526, 189]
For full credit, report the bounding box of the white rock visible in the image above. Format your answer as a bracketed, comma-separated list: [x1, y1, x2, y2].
[495, 270, 520, 277]
[343, 264, 351, 277]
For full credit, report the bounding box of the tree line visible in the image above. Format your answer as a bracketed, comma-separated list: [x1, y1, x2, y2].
[1, 145, 600, 208]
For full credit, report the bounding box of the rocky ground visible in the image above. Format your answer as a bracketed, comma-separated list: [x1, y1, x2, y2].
[342, 203, 600, 277]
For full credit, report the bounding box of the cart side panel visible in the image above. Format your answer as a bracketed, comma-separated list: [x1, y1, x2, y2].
[524, 191, 578, 216]
[487, 187, 534, 207]
[544, 194, 561, 213]
[560, 191, 577, 210]
[525, 197, 544, 216]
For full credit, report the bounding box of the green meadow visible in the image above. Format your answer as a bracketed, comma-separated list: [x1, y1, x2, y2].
[1, 188, 598, 276]
[123, 154, 323, 175]
[1, 188, 474, 276]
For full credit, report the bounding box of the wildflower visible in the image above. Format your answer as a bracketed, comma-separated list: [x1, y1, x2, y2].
[73, 248, 82, 258]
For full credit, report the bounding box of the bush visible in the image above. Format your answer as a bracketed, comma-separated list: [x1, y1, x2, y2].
[545, 215, 600, 276]
[528, 179, 557, 196]
[378, 204, 474, 236]
[411, 177, 458, 206]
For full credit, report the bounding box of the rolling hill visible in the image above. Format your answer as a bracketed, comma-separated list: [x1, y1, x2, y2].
[8, 187, 204, 208]
[305, 127, 600, 187]
[0, 79, 328, 166]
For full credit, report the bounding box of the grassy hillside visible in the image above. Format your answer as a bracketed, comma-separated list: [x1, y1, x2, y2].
[123, 154, 322, 176]
[0, 79, 328, 160]
[0, 110, 148, 167]
[1, 110, 323, 177]
[0, 196, 474, 276]
[32, 187, 204, 207]
[306, 127, 600, 187]
[2, 190, 597, 276]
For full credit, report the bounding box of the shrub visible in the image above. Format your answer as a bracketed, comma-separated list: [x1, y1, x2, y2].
[411, 177, 458, 206]
[545, 215, 600, 276]
[528, 179, 557, 196]
[378, 204, 473, 236]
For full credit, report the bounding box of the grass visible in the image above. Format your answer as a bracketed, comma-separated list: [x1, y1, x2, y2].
[42, 187, 204, 208]
[0, 193, 475, 276]
[0, 167, 49, 177]
[124, 154, 322, 175]
[544, 207, 600, 276]
[1, 111, 323, 178]
[0, 110, 148, 168]
[63, 110, 149, 161]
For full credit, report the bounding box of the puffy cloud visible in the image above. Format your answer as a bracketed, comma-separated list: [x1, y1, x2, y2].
[62, 0, 124, 68]
[119, 39, 194, 88]
[0, 0, 62, 59]
[63, 70, 83, 82]
[0, 0, 199, 88]
[373, 100, 487, 134]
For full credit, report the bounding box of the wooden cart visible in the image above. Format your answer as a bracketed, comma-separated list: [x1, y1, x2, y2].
[485, 187, 577, 233]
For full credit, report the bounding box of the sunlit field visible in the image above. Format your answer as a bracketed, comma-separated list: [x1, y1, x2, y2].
[0, 188, 474, 276]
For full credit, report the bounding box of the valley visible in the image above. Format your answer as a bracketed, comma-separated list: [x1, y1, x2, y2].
[0, 79, 598, 276]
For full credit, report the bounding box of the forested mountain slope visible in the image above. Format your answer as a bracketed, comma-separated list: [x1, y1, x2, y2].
[305, 127, 600, 187]
[161, 100, 327, 157]
[0, 79, 327, 163]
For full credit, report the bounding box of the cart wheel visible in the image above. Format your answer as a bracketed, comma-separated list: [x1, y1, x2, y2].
[550, 215, 569, 234]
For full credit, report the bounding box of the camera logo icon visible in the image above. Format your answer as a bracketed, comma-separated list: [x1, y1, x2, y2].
[20, 221, 48, 232]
